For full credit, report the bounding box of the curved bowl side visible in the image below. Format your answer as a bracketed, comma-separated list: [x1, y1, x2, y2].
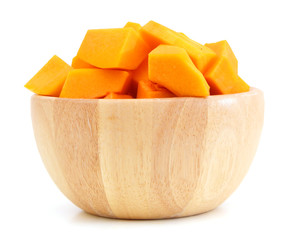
[31, 88, 264, 219]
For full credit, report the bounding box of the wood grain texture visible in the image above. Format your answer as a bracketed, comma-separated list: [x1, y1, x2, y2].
[31, 88, 264, 219]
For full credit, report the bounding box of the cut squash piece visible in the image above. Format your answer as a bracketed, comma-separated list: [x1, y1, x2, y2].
[137, 80, 175, 98]
[140, 21, 177, 48]
[124, 22, 142, 31]
[141, 21, 216, 73]
[77, 28, 150, 70]
[205, 57, 249, 94]
[149, 45, 210, 97]
[104, 93, 133, 99]
[204, 40, 249, 94]
[24, 55, 72, 97]
[233, 76, 250, 93]
[205, 40, 238, 74]
[71, 56, 97, 69]
[60, 69, 131, 99]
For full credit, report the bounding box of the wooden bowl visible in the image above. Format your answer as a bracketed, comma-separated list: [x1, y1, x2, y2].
[31, 88, 264, 219]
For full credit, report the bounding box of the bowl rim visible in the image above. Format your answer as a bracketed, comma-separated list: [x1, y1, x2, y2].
[31, 87, 262, 103]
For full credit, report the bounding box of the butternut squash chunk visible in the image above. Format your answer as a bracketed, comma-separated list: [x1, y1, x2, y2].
[104, 93, 133, 99]
[24, 55, 72, 97]
[71, 56, 97, 69]
[77, 28, 150, 70]
[140, 21, 177, 49]
[137, 80, 175, 98]
[205, 40, 238, 74]
[148, 45, 210, 97]
[124, 22, 142, 31]
[60, 69, 131, 99]
[141, 21, 216, 73]
[204, 40, 249, 94]
[233, 76, 250, 93]
[204, 59, 249, 95]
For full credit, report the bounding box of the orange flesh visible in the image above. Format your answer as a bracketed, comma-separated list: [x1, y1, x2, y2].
[204, 40, 249, 94]
[129, 58, 149, 96]
[25, 21, 250, 99]
[24, 55, 72, 97]
[149, 45, 210, 97]
[77, 28, 150, 70]
[205, 40, 238, 74]
[124, 22, 142, 31]
[60, 69, 132, 99]
[104, 93, 133, 99]
[137, 80, 175, 98]
[71, 56, 97, 69]
[141, 21, 216, 73]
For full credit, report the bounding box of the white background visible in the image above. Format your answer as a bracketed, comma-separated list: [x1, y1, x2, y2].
[1, 0, 297, 239]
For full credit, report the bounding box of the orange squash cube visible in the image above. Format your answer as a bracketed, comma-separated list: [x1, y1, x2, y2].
[204, 40, 249, 94]
[77, 28, 150, 70]
[60, 69, 131, 99]
[25, 55, 72, 97]
[148, 45, 210, 97]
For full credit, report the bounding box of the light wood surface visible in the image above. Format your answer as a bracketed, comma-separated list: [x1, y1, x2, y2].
[31, 88, 264, 219]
